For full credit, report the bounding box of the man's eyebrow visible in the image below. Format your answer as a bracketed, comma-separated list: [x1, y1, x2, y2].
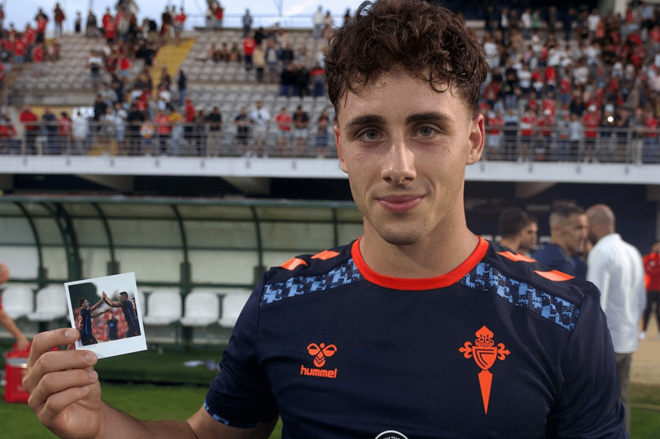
[405, 112, 452, 125]
[346, 114, 386, 129]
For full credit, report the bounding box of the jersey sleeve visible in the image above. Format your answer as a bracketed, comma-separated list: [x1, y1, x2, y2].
[547, 284, 628, 438]
[203, 281, 278, 428]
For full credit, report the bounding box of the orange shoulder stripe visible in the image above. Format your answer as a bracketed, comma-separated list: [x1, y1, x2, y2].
[497, 251, 537, 263]
[311, 250, 340, 260]
[534, 270, 574, 282]
[280, 257, 308, 271]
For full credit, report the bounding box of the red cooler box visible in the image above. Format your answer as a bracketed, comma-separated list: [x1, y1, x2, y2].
[4, 343, 31, 403]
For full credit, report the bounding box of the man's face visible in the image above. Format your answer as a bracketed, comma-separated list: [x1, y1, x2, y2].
[518, 221, 538, 253]
[334, 70, 484, 247]
[557, 214, 588, 255]
[120, 294, 128, 302]
[81, 300, 89, 309]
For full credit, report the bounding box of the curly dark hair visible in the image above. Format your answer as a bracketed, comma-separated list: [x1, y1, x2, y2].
[325, 0, 488, 116]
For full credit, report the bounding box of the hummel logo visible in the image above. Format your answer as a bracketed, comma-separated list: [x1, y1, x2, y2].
[300, 342, 338, 379]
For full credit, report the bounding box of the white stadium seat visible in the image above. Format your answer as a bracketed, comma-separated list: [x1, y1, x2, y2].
[180, 290, 220, 326]
[1, 286, 34, 319]
[142, 289, 182, 325]
[218, 291, 251, 328]
[27, 285, 68, 322]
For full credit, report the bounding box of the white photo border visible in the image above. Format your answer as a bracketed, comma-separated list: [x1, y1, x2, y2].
[64, 272, 147, 359]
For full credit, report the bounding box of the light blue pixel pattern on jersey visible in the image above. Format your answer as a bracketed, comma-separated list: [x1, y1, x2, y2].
[261, 259, 362, 305]
[460, 262, 580, 331]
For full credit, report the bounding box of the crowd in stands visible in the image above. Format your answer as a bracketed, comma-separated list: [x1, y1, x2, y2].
[477, 2, 660, 163]
[4, 2, 660, 163]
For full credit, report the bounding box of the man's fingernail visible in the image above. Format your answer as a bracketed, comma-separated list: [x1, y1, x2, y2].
[89, 370, 98, 380]
[65, 329, 77, 338]
[85, 352, 97, 363]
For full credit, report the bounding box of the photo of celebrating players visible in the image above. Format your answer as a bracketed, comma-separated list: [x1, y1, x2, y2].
[65, 272, 147, 358]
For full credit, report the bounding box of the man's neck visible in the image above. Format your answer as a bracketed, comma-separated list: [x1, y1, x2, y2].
[551, 239, 573, 257]
[499, 237, 519, 253]
[359, 223, 480, 279]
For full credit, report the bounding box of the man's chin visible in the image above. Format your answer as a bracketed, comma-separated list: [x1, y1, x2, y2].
[378, 230, 422, 247]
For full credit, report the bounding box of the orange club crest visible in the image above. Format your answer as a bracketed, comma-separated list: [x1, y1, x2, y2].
[459, 326, 510, 414]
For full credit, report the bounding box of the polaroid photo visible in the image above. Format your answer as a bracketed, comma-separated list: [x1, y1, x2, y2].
[64, 272, 147, 359]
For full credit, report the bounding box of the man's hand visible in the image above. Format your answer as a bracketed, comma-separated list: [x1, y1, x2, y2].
[15, 333, 30, 351]
[23, 328, 105, 439]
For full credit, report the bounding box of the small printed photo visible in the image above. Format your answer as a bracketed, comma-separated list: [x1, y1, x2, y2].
[64, 272, 147, 359]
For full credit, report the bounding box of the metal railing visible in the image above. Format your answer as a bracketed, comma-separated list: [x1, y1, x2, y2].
[4, 121, 660, 164]
[483, 125, 660, 164]
[2, 120, 336, 159]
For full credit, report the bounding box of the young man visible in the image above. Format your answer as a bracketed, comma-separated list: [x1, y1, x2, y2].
[23, 1, 626, 438]
[103, 291, 141, 338]
[77, 294, 110, 346]
[498, 207, 538, 255]
[533, 203, 589, 279]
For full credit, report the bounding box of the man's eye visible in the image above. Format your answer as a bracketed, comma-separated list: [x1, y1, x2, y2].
[361, 130, 380, 140]
[417, 127, 435, 137]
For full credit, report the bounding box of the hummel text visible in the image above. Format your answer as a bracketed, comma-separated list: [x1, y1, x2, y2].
[300, 365, 338, 379]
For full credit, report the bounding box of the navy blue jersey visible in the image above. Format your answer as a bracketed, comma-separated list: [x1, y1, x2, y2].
[107, 317, 118, 340]
[121, 300, 139, 332]
[533, 243, 586, 280]
[79, 308, 98, 346]
[79, 308, 93, 336]
[205, 238, 626, 438]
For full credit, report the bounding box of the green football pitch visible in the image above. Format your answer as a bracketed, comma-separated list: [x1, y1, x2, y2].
[1, 343, 658, 438]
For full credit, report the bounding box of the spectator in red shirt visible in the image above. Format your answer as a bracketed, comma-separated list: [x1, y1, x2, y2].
[31, 43, 44, 76]
[583, 104, 600, 162]
[242, 32, 256, 72]
[0, 114, 20, 154]
[174, 7, 187, 45]
[58, 112, 73, 154]
[53, 3, 65, 38]
[104, 15, 117, 44]
[519, 106, 537, 162]
[640, 241, 660, 340]
[36, 9, 48, 44]
[102, 8, 113, 29]
[19, 105, 38, 154]
[154, 108, 171, 156]
[275, 106, 292, 155]
[24, 24, 37, 45]
[535, 108, 555, 161]
[13, 34, 26, 63]
[643, 107, 659, 163]
[486, 109, 504, 160]
[184, 98, 195, 144]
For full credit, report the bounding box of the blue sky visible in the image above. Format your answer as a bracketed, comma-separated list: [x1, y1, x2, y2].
[6, 0, 365, 32]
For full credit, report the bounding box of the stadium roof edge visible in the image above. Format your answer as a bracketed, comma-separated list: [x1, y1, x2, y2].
[0, 195, 358, 209]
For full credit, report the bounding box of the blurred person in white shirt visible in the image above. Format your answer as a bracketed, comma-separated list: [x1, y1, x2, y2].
[586, 204, 646, 435]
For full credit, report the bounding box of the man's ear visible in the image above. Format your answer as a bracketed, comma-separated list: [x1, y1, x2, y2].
[335, 124, 348, 173]
[466, 112, 485, 165]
